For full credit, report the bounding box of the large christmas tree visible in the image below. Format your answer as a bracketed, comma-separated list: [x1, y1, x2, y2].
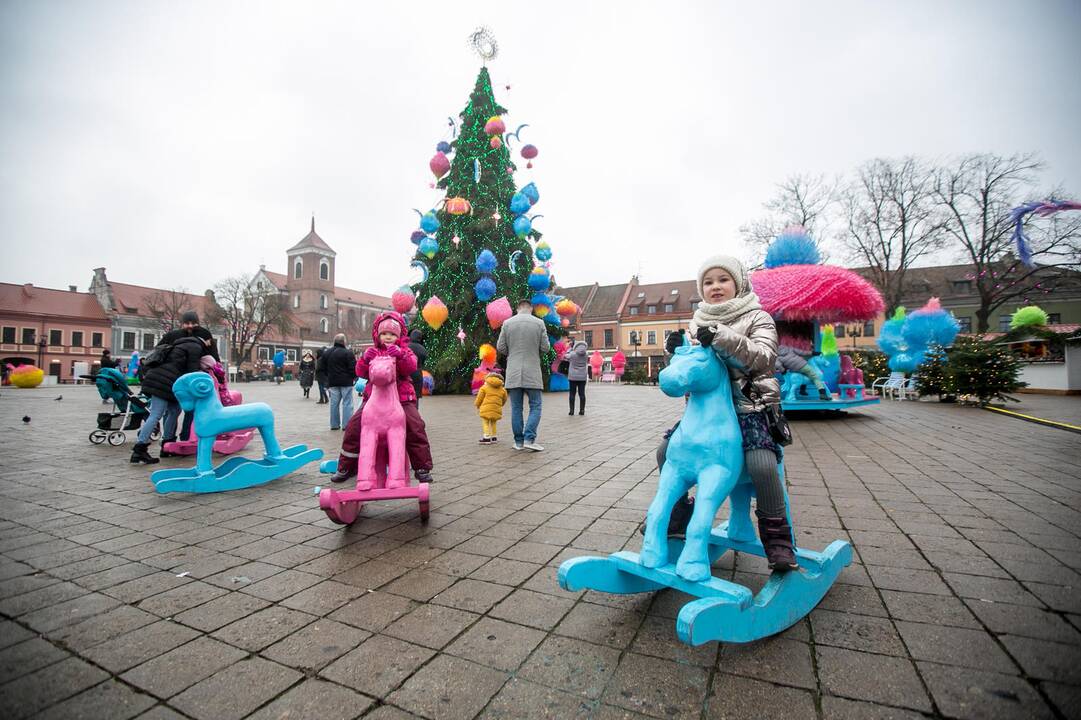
[403, 66, 562, 393]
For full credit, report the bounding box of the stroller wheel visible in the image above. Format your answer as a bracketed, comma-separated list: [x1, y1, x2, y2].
[150, 425, 161, 441]
[108, 431, 126, 446]
[89, 429, 107, 445]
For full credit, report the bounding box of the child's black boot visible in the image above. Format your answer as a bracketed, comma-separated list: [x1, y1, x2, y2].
[130, 443, 159, 465]
[756, 513, 799, 572]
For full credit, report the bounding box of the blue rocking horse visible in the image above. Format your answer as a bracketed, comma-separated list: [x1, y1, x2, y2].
[150, 372, 323, 494]
[558, 338, 851, 644]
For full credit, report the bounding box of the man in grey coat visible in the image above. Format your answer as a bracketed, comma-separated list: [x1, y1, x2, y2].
[496, 298, 551, 451]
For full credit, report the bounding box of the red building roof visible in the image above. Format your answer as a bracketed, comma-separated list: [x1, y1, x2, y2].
[104, 281, 217, 319]
[0, 283, 109, 321]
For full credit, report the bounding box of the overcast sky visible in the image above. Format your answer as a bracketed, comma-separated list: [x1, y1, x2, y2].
[2, 0, 1080, 298]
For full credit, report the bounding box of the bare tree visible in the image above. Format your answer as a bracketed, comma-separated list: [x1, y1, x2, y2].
[143, 287, 193, 333]
[205, 275, 293, 369]
[740, 174, 837, 265]
[840, 157, 946, 314]
[933, 152, 1081, 332]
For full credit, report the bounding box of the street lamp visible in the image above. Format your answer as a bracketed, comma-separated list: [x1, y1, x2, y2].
[629, 331, 641, 358]
[845, 323, 863, 350]
[37, 335, 47, 369]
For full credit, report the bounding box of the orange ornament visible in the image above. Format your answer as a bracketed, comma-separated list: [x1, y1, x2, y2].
[445, 197, 471, 215]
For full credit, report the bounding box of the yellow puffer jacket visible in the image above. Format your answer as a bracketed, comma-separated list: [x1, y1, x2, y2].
[475, 375, 508, 420]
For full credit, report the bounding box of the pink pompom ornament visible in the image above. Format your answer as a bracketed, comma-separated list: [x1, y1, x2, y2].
[391, 286, 415, 314]
[484, 116, 505, 136]
[485, 297, 512, 330]
[489, 136, 502, 150]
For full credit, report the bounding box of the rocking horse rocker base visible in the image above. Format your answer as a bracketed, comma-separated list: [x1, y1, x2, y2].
[317, 459, 430, 525]
[153, 444, 323, 494]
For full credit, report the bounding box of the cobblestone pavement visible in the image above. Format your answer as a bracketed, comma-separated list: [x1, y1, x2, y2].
[1, 381, 1079, 719]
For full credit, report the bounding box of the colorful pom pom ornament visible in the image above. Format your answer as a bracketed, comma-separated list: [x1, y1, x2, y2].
[391, 286, 415, 314]
[445, 197, 471, 215]
[513, 215, 532, 237]
[8, 364, 44, 388]
[509, 192, 531, 215]
[421, 296, 448, 330]
[534, 240, 552, 262]
[475, 249, 498, 273]
[486, 297, 512, 329]
[420, 211, 440, 234]
[1010, 305, 1049, 330]
[478, 343, 497, 365]
[484, 116, 505, 135]
[764, 225, 822, 268]
[419, 237, 439, 259]
[555, 298, 577, 318]
[520, 182, 540, 206]
[527, 266, 550, 291]
[429, 152, 450, 178]
[474, 276, 496, 302]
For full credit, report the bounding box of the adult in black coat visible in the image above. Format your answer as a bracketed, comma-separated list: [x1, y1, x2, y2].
[314, 347, 329, 403]
[130, 334, 207, 464]
[323, 334, 357, 430]
[408, 329, 427, 401]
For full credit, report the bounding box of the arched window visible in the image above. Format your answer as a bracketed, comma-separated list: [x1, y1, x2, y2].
[319, 261, 329, 281]
[294, 259, 302, 279]
[320, 318, 329, 334]
[320, 294, 327, 309]
[292, 295, 300, 309]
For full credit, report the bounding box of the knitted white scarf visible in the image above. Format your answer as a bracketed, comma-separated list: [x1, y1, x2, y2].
[690, 292, 763, 333]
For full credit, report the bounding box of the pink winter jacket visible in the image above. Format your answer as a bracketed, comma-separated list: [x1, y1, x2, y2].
[356, 311, 419, 403]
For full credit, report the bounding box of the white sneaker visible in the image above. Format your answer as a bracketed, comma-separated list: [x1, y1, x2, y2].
[524, 442, 544, 452]
[512, 442, 524, 450]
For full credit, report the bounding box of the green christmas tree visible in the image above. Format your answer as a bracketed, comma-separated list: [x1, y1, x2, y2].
[408, 67, 558, 393]
[915, 344, 950, 399]
[944, 337, 1025, 404]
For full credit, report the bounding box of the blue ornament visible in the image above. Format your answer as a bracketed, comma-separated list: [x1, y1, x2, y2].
[531, 292, 550, 306]
[475, 249, 498, 273]
[528, 268, 550, 291]
[420, 211, 440, 234]
[764, 227, 821, 268]
[544, 310, 561, 325]
[410, 230, 426, 245]
[520, 182, 540, 206]
[513, 215, 532, 237]
[436, 141, 452, 154]
[510, 192, 531, 215]
[534, 241, 552, 262]
[474, 276, 497, 302]
[419, 236, 439, 259]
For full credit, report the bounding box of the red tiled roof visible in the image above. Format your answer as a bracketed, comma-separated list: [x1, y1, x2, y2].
[106, 281, 217, 319]
[622, 280, 699, 316]
[0, 283, 109, 321]
[287, 218, 335, 254]
[336, 287, 392, 309]
[262, 270, 288, 290]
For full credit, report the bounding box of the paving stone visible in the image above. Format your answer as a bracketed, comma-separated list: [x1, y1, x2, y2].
[0, 580, 88, 617]
[388, 653, 508, 720]
[716, 636, 815, 690]
[0, 656, 109, 720]
[382, 568, 458, 602]
[894, 620, 1018, 673]
[135, 580, 228, 618]
[246, 678, 374, 720]
[329, 590, 418, 632]
[171, 591, 271, 632]
[819, 695, 928, 719]
[82, 619, 200, 673]
[943, 572, 1044, 606]
[1023, 580, 1081, 613]
[261, 618, 369, 672]
[555, 601, 643, 649]
[469, 557, 542, 586]
[33, 678, 157, 720]
[630, 614, 717, 666]
[816, 646, 932, 712]
[879, 588, 980, 628]
[519, 634, 621, 699]
[1041, 681, 1081, 720]
[47, 604, 158, 652]
[480, 677, 594, 719]
[488, 588, 576, 630]
[361, 707, 425, 720]
[705, 674, 816, 719]
[384, 603, 479, 649]
[602, 651, 709, 720]
[967, 598, 1081, 644]
[998, 634, 1081, 683]
[917, 661, 1055, 719]
[446, 617, 546, 672]
[170, 656, 302, 720]
[333, 559, 410, 589]
[120, 636, 246, 698]
[816, 582, 889, 618]
[320, 634, 435, 698]
[865, 565, 951, 595]
[239, 568, 323, 602]
[432, 578, 513, 614]
[810, 608, 907, 656]
[278, 579, 364, 616]
[0, 637, 69, 684]
[0, 620, 34, 650]
[211, 606, 316, 652]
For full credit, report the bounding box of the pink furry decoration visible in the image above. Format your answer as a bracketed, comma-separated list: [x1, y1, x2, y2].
[751, 265, 884, 323]
[778, 335, 813, 354]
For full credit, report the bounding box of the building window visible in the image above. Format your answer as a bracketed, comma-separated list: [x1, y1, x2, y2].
[320, 261, 329, 280]
[1048, 313, 1061, 325]
[957, 317, 971, 333]
[628, 306, 639, 316]
[2, 326, 14, 343]
[320, 318, 329, 334]
[647, 305, 656, 314]
[293, 295, 300, 309]
[584, 330, 593, 347]
[629, 331, 639, 345]
[836, 325, 846, 338]
[258, 346, 270, 361]
[22, 328, 35, 344]
[664, 304, 674, 313]
[293, 260, 302, 279]
[952, 280, 972, 294]
[142, 333, 156, 350]
[863, 321, 875, 337]
[71, 331, 84, 347]
[121, 332, 136, 350]
[603, 329, 613, 347]
[91, 332, 103, 347]
[320, 294, 328, 309]
[647, 331, 657, 345]
[664, 329, 673, 341]
[49, 329, 62, 346]
[999, 315, 1011, 332]
[287, 349, 297, 362]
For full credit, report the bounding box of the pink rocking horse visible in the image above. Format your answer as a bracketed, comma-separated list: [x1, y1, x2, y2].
[318, 355, 429, 525]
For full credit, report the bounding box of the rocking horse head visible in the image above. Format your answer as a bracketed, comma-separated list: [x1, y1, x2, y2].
[173, 373, 216, 412]
[659, 335, 728, 398]
[367, 355, 398, 387]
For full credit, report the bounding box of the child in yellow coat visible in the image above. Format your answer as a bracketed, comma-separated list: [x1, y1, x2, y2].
[474, 369, 508, 444]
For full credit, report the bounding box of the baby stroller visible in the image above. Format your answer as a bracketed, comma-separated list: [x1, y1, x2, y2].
[82, 368, 160, 446]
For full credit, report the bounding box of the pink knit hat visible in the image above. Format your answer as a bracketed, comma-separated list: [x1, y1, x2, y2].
[376, 318, 402, 338]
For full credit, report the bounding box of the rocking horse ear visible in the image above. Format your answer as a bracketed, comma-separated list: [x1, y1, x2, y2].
[190, 374, 215, 398]
[682, 333, 692, 348]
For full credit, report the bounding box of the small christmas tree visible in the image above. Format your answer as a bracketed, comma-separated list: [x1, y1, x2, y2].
[944, 337, 1025, 405]
[915, 344, 951, 400]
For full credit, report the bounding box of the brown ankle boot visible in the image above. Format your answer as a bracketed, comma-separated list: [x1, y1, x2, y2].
[756, 514, 798, 572]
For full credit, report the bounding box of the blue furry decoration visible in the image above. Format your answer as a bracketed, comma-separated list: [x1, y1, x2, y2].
[764, 225, 822, 268]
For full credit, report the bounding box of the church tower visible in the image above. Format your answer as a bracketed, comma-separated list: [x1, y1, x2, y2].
[284, 217, 337, 343]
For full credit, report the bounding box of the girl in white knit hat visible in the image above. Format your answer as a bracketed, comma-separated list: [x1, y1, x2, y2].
[667, 254, 797, 571]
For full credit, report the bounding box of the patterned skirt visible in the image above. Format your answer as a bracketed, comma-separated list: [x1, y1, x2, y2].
[738, 410, 780, 457]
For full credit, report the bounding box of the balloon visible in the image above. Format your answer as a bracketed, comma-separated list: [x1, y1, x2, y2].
[474, 276, 496, 302]
[520, 182, 540, 206]
[508, 250, 522, 273]
[489, 136, 502, 149]
[445, 197, 471, 215]
[513, 215, 532, 236]
[410, 230, 426, 245]
[429, 152, 450, 178]
[421, 296, 448, 330]
[555, 298, 577, 318]
[420, 211, 439, 234]
[475, 249, 498, 273]
[486, 297, 512, 329]
[528, 266, 550, 291]
[484, 116, 505, 135]
[421, 370, 434, 395]
[391, 285, 415, 314]
[436, 141, 451, 154]
[478, 343, 497, 365]
[509, 192, 531, 215]
[409, 260, 429, 284]
[521, 144, 538, 160]
[419, 236, 439, 259]
[535, 240, 552, 262]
